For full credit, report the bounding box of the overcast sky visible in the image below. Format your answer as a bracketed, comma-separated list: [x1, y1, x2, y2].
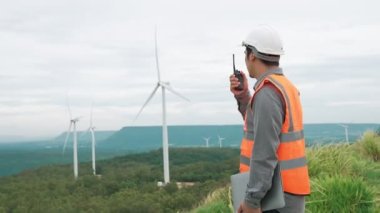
[0, 0, 379, 140]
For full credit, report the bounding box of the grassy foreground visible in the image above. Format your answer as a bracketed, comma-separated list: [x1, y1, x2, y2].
[193, 131, 380, 213]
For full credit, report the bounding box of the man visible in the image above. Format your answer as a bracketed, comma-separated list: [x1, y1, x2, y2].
[230, 26, 310, 213]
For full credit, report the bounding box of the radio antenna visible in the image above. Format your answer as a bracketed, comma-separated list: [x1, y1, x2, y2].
[233, 54, 236, 71]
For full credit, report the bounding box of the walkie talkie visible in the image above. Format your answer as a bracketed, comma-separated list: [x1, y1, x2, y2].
[233, 54, 244, 91]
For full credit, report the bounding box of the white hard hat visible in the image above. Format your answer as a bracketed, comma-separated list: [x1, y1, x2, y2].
[242, 25, 284, 56]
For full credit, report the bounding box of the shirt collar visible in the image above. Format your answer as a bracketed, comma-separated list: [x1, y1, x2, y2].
[254, 68, 283, 91]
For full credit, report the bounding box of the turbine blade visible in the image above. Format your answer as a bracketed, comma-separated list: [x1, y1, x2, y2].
[162, 84, 190, 102]
[62, 122, 72, 155]
[133, 84, 160, 122]
[155, 27, 161, 82]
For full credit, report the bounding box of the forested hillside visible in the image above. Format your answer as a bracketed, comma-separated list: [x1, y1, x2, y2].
[0, 148, 239, 212]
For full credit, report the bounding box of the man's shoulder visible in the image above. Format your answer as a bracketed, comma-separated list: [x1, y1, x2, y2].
[255, 82, 283, 100]
[254, 83, 285, 110]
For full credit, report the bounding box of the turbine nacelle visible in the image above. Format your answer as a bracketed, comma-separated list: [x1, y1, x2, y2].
[217, 135, 225, 148]
[203, 137, 211, 148]
[71, 116, 82, 123]
[158, 81, 170, 86]
[338, 124, 349, 143]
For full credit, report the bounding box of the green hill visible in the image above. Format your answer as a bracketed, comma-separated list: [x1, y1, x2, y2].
[0, 148, 239, 213]
[102, 125, 243, 152]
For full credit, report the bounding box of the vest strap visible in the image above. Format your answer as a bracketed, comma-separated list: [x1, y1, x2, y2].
[280, 130, 304, 142]
[240, 155, 250, 166]
[279, 156, 307, 170]
[267, 76, 294, 132]
[245, 130, 304, 142]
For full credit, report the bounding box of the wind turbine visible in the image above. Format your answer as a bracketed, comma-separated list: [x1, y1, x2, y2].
[83, 102, 97, 176]
[338, 124, 349, 142]
[217, 135, 225, 148]
[203, 137, 211, 148]
[63, 98, 82, 179]
[133, 28, 190, 184]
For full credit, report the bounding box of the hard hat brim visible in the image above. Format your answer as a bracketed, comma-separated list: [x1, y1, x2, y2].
[242, 44, 281, 62]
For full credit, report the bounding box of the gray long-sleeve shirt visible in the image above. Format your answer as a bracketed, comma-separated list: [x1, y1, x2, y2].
[234, 68, 305, 212]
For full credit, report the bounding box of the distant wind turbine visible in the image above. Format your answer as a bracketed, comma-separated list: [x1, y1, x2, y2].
[203, 137, 211, 148]
[217, 135, 225, 148]
[338, 124, 349, 142]
[133, 28, 190, 184]
[82, 102, 97, 176]
[63, 97, 82, 179]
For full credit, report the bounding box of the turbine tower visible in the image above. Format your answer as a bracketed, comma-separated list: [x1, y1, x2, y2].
[133, 28, 190, 184]
[63, 98, 81, 179]
[339, 124, 349, 143]
[218, 135, 225, 148]
[203, 137, 211, 148]
[84, 102, 97, 176]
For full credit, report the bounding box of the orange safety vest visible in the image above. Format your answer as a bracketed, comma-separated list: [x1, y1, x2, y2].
[240, 73, 310, 195]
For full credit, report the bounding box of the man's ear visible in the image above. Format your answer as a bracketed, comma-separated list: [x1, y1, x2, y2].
[249, 53, 256, 62]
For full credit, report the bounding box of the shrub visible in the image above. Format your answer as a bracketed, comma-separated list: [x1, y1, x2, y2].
[306, 176, 375, 213]
[307, 144, 359, 178]
[357, 131, 380, 162]
[163, 182, 178, 194]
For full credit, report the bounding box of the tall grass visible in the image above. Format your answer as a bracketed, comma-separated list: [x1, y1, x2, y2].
[306, 176, 375, 213]
[191, 187, 232, 213]
[306, 143, 367, 178]
[357, 131, 380, 162]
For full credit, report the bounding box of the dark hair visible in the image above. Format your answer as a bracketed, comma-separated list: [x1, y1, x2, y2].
[260, 58, 279, 67]
[245, 47, 280, 66]
[245, 46, 252, 57]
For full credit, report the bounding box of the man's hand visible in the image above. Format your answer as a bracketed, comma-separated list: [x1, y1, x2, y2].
[229, 71, 249, 96]
[237, 202, 262, 213]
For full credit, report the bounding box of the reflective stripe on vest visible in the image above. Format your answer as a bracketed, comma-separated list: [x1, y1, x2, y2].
[239, 74, 311, 195]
